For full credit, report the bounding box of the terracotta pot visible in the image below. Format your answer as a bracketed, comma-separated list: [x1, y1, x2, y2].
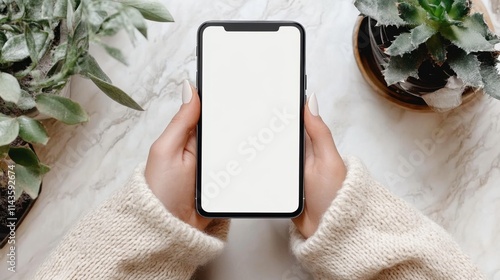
[353, 0, 495, 111]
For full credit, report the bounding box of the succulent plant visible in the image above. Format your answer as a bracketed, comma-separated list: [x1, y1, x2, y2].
[354, 0, 500, 99]
[0, 0, 173, 199]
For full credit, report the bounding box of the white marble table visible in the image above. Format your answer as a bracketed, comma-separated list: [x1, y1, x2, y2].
[2, 0, 500, 279]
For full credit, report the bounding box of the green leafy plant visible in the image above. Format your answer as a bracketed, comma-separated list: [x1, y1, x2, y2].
[354, 0, 500, 97]
[0, 0, 173, 199]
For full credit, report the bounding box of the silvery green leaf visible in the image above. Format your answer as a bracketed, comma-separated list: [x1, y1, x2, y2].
[42, 0, 56, 18]
[0, 115, 19, 146]
[24, 0, 45, 19]
[25, 25, 39, 63]
[0, 13, 7, 23]
[67, 0, 74, 31]
[17, 90, 37, 110]
[448, 0, 470, 20]
[46, 60, 64, 77]
[99, 11, 137, 42]
[354, 0, 404, 26]
[99, 13, 123, 37]
[13, 164, 42, 199]
[39, 163, 50, 174]
[398, 2, 427, 25]
[78, 54, 112, 83]
[52, 42, 68, 62]
[75, 0, 84, 24]
[386, 32, 413, 56]
[383, 49, 425, 85]
[1, 34, 29, 62]
[84, 1, 118, 32]
[441, 24, 495, 53]
[0, 32, 7, 49]
[411, 24, 436, 47]
[448, 51, 483, 87]
[8, 1, 25, 20]
[54, 0, 68, 18]
[0, 72, 21, 103]
[35, 94, 89, 125]
[86, 9, 108, 31]
[71, 21, 89, 51]
[1, 26, 14, 33]
[480, 64, 500, 99]
[86, 73, 144, 111]
[9, 146, 40, 167]
[426, 34, 447, 65]
[463, 13, 489, 37]
[463, 13, 499, 42]
[101, 44, 128, 65]
[1, 32, 48, 62]
[124, 7, 148, 38]
[17, 116, 49, 145]
[121, 0, 174, 22]
[386, 24, 436, 56]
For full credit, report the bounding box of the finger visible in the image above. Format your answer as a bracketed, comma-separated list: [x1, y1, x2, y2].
[156, 80, 200, 156]
[304, 93, 339, 159]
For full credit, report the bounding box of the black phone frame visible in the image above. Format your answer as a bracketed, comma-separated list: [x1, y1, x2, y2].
[196, 21, 306, 218]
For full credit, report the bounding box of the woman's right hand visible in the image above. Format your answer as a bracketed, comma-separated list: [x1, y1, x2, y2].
[293, 93, 347, 238]
[145, 81, 212, 231]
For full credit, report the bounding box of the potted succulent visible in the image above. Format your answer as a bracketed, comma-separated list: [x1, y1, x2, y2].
[0, 0, 173, 248]
[353, 0, 500, 111]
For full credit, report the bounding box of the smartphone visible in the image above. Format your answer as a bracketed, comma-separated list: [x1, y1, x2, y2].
[196, 21, 305, 218]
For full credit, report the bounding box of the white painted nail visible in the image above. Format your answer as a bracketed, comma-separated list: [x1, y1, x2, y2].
[308, 92, 319, 116]
[182, 80, 193, 104]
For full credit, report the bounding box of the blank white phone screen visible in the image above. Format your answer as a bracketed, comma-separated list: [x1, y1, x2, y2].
[201, 25, 302, 213]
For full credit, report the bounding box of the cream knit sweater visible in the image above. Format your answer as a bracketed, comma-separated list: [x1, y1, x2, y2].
[34, 158, 483, 279]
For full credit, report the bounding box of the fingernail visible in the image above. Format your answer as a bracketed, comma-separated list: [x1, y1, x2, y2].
[182, 80, 193, 104]
[308, 92, 319, 116]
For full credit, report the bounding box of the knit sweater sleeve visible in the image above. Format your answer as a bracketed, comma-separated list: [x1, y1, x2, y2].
[34, 163, 229, 280]
[290, 157, 483, 280]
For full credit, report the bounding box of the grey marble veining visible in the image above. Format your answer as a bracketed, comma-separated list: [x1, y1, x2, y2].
[1, 0, 500, 279]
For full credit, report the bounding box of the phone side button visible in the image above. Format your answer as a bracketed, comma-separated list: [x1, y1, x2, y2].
[305, 75, 308, 90]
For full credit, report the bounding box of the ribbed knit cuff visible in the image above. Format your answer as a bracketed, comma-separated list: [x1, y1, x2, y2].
[289, 157, 483, 279]
[35, 163, 230, 280]
[290, 157, 386, 279]
[289, 157, 375, 277]
[122, 163, 229, 269]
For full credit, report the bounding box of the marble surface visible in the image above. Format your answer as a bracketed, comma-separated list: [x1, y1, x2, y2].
[2, 0, 500, 279]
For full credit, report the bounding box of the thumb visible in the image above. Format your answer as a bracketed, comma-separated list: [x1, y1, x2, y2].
[156, 80, 200, 155]
[304, 93, 338, 159]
